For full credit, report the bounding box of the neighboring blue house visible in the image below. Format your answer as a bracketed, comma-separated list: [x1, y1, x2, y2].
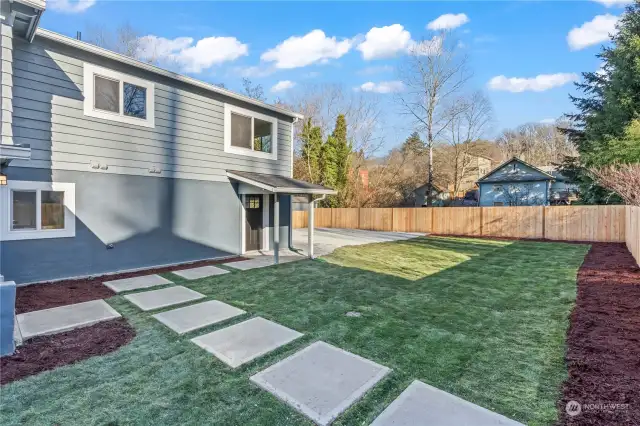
[0, 0, 334, 285]
[477, 157, 557, 207]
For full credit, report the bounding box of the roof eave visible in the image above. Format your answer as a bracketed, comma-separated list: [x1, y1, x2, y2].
[226, 171, 336, 195]
[35, 28, 304, 121]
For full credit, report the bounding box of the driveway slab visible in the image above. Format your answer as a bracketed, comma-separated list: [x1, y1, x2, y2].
[124, 286, 204, 311]
[172, 265, 229, 280]
[225, 252, 303, 271]
[370, 380, 524, 426]
[103, 274, 173, 293]
[16, 300, 121, 340]
[191, 317, 302, 368]
[250, 341, 391, 426]
[153, 300, 245, 334]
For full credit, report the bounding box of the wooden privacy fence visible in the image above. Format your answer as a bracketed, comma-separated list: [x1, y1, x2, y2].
[294, 206, 629, 242]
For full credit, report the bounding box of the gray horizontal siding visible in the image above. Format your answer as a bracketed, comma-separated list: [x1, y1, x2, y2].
[10, 37, 293, 182]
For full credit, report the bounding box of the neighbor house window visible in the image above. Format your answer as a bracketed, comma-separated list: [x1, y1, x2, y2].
[492, 184, 503, 192]
[1, 181, 76, 241]
[84, 63, 154, 128]
[224, 104, 278, 160]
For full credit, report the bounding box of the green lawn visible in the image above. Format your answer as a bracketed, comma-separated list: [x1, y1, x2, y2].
[1, 237, 589, 425]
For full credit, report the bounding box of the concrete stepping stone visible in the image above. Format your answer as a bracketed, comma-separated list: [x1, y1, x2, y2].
[153, 300, 245, 334]
[172, 265, 229, 280]
[370, 380, 524, 426]
[191, 317, 302, 368]
[124, 286, 204, 311]
[250, 341, 391, 426]
[225, 255, 302, 271]
[104, 274, 173, 293]
[16, 300, 121, 340]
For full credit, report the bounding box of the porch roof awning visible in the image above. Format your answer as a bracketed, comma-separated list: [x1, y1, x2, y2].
[227, 170, 337, 195]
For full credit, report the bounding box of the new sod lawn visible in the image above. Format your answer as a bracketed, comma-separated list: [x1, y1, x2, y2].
[0, 237, 589, 425]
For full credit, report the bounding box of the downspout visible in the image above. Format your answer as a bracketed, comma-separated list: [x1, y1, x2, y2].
[288, 117, 299, 251]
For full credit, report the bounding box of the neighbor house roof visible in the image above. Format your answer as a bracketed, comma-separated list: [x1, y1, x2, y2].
[35, 29, 304, 121]
[477, 157, 555, 184]
[227, 171, 337, 195]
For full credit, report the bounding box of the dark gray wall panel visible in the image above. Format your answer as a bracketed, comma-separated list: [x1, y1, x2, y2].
[1, 167, 243, 284]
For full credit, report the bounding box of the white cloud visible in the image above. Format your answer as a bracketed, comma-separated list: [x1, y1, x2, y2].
[356, 81, 404, 94]
[137, 35, 248, 73]
[592, 0, 632, 7]
[427, 13, 470, 30]
[261, 30, 352, 69]
[487, 73, 579, 92]
[567, 14, 619, 51]
[357, 24, 413, 60]
[48, 0, 96, 13]
[271, 80, 296, 93]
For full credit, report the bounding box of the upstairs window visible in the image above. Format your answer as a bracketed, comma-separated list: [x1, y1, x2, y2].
[224, 104, 278, 160]
[84, 63, 154, 128]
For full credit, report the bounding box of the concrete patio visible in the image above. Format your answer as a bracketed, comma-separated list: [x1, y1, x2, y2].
[292, 227, 423, 257]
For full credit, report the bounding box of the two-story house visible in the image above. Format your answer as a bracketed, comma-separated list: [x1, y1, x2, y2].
[0, 0, 333, 284]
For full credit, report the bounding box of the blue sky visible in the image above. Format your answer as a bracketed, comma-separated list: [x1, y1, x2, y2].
[41, 0, 629, 151]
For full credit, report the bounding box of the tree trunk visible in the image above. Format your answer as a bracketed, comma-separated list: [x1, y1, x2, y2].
[426, 143, 434, 206]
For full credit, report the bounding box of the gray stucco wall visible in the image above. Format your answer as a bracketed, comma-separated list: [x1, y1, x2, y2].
[1, 166, 292, 284]
[10, 36, 293, 182]
[1, 167, 241, 284]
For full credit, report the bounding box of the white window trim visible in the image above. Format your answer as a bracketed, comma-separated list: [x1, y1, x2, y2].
[83, 63, 155, 128]
[1, 181, 76, 241]
[224, 103, 278, 161]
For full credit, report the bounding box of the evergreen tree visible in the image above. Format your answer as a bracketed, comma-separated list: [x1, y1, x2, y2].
[300, 118, 323, 184]
[332, 114, 352, 196]
[563, 1, 640, 203]
[401, 131, 425, 155]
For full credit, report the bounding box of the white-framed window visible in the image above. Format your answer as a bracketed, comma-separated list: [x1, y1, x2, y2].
[492, 184, 503, 192]
[1, 181, 76, 241]
[223, 104, 278, 160]
[83, 63, 155, 128]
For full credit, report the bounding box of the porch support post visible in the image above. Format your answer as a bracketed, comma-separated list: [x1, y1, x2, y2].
[274, 193, 280, 264]
[308, 194, 314, 259]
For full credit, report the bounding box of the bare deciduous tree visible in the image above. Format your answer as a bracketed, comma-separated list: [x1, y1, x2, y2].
[241, 78, 266, 102]
[286, 83, 384, 159]
[86, 23, 153, 62]
[443, 91, 494, 194]
[397, 32, 471, 205]
[496, 122, 577, 166]
[591, 164, 640, 206]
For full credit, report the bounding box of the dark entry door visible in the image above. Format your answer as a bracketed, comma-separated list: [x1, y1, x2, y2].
[245, 195, 263, 251]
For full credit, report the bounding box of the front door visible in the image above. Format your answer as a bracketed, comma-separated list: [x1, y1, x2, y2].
[245, 195, 263, 251]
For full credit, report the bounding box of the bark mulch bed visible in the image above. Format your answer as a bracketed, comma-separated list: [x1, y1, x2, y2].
[0, 318, 135, 386]
[16, 256, 245, 314]
[559, 243, 640, 425]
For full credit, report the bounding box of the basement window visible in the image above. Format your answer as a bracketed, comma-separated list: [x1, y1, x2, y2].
[224, 104, 278, 160]
[84, 63, 154, 128]
[2, 181, 76, 241]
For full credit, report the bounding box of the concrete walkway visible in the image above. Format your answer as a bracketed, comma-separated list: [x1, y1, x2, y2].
[370, 380, 524, 426]
[292, 228, 423, 257]
[226, 251, 305, 270]
[16, 300, 121, 340]
[104, 274, 173, 293]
